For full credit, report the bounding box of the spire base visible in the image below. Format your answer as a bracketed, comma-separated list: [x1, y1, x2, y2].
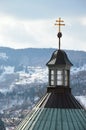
[47, 86, 71, 94]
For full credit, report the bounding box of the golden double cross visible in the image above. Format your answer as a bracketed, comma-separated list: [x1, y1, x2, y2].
[55, 17, 65, 32]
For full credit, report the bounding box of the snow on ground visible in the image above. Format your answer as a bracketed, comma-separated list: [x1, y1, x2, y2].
[0, 66, 14, 81]
[6, 127, 15, 130]
[15, 67, 48, 85]
[71, 64, 86, 74]
[0, 65, 86, 94]
[0, 52, 8, 60]
[75, 96, 86, 109]
[3, 66, 14, 74]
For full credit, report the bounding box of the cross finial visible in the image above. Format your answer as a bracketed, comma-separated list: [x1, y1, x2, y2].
[54, 17, 65, 50]
[55, 17, 65, 32]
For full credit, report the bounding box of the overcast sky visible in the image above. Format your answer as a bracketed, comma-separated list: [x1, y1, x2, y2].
[0, 0, 86, 51]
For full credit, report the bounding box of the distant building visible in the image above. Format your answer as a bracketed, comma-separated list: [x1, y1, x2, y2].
[14, 18, 86, 130]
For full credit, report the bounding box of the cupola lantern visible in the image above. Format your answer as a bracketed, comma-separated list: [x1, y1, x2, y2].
[46, 18, 73, 90]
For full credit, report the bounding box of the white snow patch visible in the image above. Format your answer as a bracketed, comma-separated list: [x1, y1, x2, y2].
[71, 64, 86, 74]
[0, 66, 15, 82]
[75, 96, 86, 108]
[3, 66, 14, 74]
[0, 52, 8, 60]
[15, 67, 48, 85]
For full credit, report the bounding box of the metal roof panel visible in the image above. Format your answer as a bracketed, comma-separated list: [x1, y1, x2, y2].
[15, 108, 86, 130]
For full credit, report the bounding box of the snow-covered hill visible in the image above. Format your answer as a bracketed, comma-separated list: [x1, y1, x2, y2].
[0, 47, 85, 111]
[0, 47, 85, 94]
[0, 64, 85, 95]
[0, 47, 85, 129]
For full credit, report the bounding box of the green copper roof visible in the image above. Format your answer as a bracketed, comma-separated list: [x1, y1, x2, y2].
[15, 108, 86, 130]
[14, 92, 86, 130]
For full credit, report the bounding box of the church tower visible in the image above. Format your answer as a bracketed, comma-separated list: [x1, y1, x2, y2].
[14, 18, 86, 130]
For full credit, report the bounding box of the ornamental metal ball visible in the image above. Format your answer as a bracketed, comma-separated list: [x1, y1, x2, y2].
[57, 32, 62, 38]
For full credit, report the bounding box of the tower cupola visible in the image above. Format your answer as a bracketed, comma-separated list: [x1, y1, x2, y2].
[47, 49, 73, 87]
[46, 18, 73, 92]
